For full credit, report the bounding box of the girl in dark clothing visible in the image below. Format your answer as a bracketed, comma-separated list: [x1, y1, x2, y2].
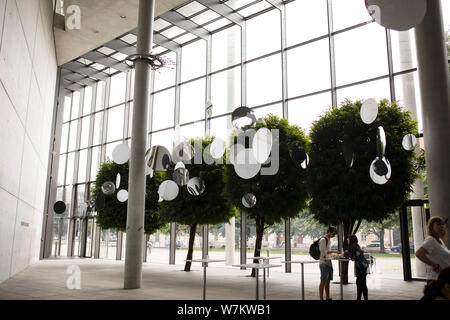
[346, 234, 369, 300]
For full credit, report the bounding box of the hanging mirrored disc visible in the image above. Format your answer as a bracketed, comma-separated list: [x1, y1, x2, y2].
[53, 201, 66, 214]
[231, 107, 257, 129]
[289, 141, 307, 165]
[117, 189, 128, 202]
[376, 126, 386, 159]
[172, 141, 195, 163]
[146, 145, 172, 171]
[242, 193, 257, 208]
[101, 181, 116, 195]
[210, 138, 226, 159]
[173, 167, 189, 186]
[341, 134, 354, 168]
[174, 161, 185, 171]
[360, 98, 378, 124]
[203, 145, 215, 165]
[112, 143, 130, 165]
[301, 153, 310, 169]
[146, 166, 153, 177]
[158, 180, 179, 201]
[365, 0, 427, 31]
[95, 193, 105, 211]
[187, 177, 206, 196]
[402, 134, 417, 151]
[252, 128, 272, 164]
[369, 157, 392, 185]
[158, 196, 163, 203]
[234, 148, 261, 179]
[229, 144, 244, 165]
[116, 173, 121, 189]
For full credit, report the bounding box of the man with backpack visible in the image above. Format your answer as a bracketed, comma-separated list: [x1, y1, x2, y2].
[318, 226, 338, 300]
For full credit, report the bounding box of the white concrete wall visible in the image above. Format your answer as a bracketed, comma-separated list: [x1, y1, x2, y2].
[0, 0, 57, 283]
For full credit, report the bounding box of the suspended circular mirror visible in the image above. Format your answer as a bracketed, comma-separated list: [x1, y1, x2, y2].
[112, 143, 130, 165]
[158, 180, 179, 201]
[233, 148, 261, 179]
[231, 107, 257, 129]
[369, 157, 392, 185]
[229, 144, 244, 165]
[174, 161, 186, 171]
[116, 173, 121, 189]
[146, 145, 172, 171]
[173, 167, 189, 187]
[402, 134, 417, 151]
[53, 201, 66, 214]
[289, 141, 307, 165]
[203, 145, 216, 165]
[210, 138, 226, 159]
[95, 193, 105, 211]
[252, 128, 272, 164]
[360, 98, 378, 124]
[172, 141, 195, 163]
[341, 134, 354, 168]
[101, 181, 116, 195]
[301, 153, 310, 169]
[187, 177, 206, 196]
[365, 0, 427, 31]
[376, 126, 386, 159]
[117, 189, 128, 202]
[242, 193, 257, 208]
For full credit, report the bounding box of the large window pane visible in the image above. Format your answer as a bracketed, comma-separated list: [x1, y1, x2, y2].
[390, 30, 417, 73]
[394, 72, 423, 133]
[57, 154, 66, 186]
[77, 150, 88, 183]
[109, 73, 127, 107]
[152, 89, 175, 131]
[334, 23, 388, 86]
[151, 129, 174, 152]
[66, 152, 75, 186]
[210, 116, 231, 143]
[60, 123, 69, 154]
[247, 54, 282, 107]
[63, 95, 72, 123]
[286, 0, 328, 46]
[288, 93, 332, 133]
[287, 39, 331, 98]
[332, 0, 372, 31]
[246, 9, 281, 60]
[75, 185, 86, 217]
[93, 112, 103, 146]
[211, 67, 241, 117]
[90, 146, 101, 182]
[96, 81, 105, 111]
[336, 78, 391, 105]
[154, 52, 176, 91]
[212, 25, 241, 72]
[68, 120, 78, 152]
[107, 105, 125, 142]
[253, 103, 283, 120]
[71, 91, 80, 120]
[180, 121, 205, 141]
[79, 116, 90, 149]
[82, 86, 93, 116]
[180, 79, 206, 124]
[181, 40, 206, 82]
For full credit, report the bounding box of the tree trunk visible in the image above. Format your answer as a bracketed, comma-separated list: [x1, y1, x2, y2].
[251, 217, 265, 277]
[380, 229, 385, 253]
[184, 223, 198, 271]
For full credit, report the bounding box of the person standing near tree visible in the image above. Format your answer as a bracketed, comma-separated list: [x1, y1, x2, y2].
[319, 226, 339, 300]
[415, 216, 450, 283]
[346, 234, 369, 300]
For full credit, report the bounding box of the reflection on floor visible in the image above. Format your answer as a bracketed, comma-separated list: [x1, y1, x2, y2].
[0, 257, 425, 300]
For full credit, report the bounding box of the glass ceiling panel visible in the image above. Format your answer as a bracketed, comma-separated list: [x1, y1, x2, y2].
[225, 0, 257, 10]
[111, 52, 128, 61]
[203, 18, 231, 32]
[238, 1, 271, 17]
[190, 9, 221, 26]
[176, 1, 206, 17]
[120, 34, 137, 44]
[173, 33, 198, 44]
[154, 18, 171, 32]
[97, 47, 116, 56]
[160, 26, 186, 39]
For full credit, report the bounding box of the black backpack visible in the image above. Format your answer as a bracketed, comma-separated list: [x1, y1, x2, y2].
[309, 237, 328, 260]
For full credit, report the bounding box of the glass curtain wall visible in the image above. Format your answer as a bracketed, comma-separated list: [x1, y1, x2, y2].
[52, 0, 449, 263]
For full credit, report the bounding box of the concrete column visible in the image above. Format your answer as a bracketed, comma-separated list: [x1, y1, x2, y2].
[414, 0, 450, 248]
[225, 218, 235, 265]
[398, 31, 426, 276]
[124, 0, 155, 289]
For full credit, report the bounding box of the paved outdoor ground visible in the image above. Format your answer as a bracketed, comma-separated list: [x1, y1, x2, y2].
[0, 255, 426, 300]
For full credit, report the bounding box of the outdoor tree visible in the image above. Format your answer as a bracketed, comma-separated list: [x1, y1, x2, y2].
[91, 161, 167, 235]
[160, 137, 236, 272]
[292, 210, 327, 241]
[359, 214, 398, 253]
[226, 115, 309, 276]
[308, 99, 418, 282]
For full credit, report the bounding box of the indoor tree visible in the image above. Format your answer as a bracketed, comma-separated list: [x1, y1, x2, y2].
[226, 114, 309, 276]
[160, 137, 236, 272]
[308, 99, 418, 282]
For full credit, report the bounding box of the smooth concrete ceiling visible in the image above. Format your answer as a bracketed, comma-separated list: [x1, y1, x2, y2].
[55, 0, 187, 66]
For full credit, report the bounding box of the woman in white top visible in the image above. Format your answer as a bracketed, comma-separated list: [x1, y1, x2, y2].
[415, 216, 450, 282]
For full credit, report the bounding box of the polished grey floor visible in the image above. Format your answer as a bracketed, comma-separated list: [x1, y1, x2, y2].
[0, 258, 425, 300]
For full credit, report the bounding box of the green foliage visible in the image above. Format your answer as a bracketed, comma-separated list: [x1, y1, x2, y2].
[160, 137, 236, 227]
[308, 100, 418, 226]
[225, 114, 310, 226]
[92, 161, 167, 235]
[292, 210, 327, 240]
